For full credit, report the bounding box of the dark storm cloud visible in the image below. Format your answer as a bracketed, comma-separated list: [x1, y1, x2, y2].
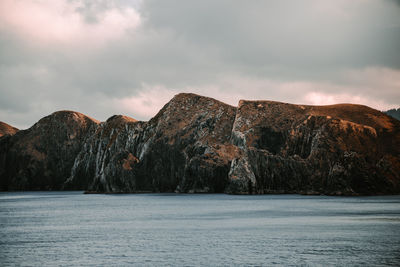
[0, 0, 399, 129]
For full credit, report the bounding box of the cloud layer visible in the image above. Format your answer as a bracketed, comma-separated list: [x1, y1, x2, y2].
[1, 0, 399, 128]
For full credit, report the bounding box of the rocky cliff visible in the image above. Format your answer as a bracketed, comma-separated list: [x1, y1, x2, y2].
[1, 93, 399, 195]
[64, 115, 142, 192]
[227, 101, 400, 195]
[66, 94, 238, 193]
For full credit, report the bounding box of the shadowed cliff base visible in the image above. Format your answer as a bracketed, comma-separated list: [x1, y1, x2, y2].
[1, 93, 400, 195]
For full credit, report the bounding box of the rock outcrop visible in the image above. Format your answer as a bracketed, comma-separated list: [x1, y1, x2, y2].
[64, 115, 143, 192]
[0, 122, 18, 137]
[0, 111, 99, 190]
[66, 94, 238, 193]
[1, 93, 399, 195]
[226, 101, 400, 195]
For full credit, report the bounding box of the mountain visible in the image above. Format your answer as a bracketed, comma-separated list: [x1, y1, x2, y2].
[1, 94, 400, 195]
[66, 94, 237, 193]
[385, 108, 400, 121]
[0, 121, 18, 137]
[0, 111, 99, 190]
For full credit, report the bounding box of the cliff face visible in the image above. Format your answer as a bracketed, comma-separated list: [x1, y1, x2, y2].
[227, 101, 400, 195]
[66, 94, 238, 193]
[0, 111, 99, 190]
[64, 115, 143, 192]
[136, 94, 238, 193]
[1, 94, 399, 195]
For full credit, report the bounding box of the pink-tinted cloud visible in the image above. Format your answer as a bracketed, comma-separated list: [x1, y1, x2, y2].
[115, 67, 400, 120]
[0, 0, 140, 46]
[115, 86, 176, 120]
[1, 0, 399, 128]
[303, 92, 397, 111]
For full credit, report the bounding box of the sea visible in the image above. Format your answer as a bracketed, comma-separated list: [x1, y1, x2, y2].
[1, 192, 399, 266]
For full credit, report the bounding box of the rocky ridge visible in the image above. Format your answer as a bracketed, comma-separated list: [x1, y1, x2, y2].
[1, 94, 399, 195]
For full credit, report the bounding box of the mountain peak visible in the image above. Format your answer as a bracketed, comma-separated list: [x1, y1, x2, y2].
[106, 115, 137, 124]
[49, 110, 100, 124]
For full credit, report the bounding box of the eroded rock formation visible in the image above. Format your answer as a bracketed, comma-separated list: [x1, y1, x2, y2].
[1, 93, 399, 195]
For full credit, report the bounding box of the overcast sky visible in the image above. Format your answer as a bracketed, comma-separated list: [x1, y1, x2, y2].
[1, 0, 399, 129]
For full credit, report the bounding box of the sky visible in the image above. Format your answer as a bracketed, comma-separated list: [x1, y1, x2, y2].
[1, 0, 400, 129]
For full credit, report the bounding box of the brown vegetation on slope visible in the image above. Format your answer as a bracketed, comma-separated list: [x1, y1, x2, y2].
[0, 111, 99, 190]
[0, 121, 18, 137]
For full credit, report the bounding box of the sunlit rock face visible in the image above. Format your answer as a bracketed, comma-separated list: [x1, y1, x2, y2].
[0, 111, 99, 190]
[1, 94, 399, 195]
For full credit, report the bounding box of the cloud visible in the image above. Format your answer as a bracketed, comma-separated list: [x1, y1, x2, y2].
[115, 85, 176, 119]
[115, 67, 400, 121]
[0, 0, 399, 129]
[140, 0, 400, 71]
[303, 92, 397, 111]
[0, 0, 140, 46]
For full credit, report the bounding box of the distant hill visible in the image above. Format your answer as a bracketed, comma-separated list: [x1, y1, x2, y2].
[385, 108, 400, 121]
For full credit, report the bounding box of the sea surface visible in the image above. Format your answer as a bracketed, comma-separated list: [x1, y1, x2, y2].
[1, 192, 399, 266]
